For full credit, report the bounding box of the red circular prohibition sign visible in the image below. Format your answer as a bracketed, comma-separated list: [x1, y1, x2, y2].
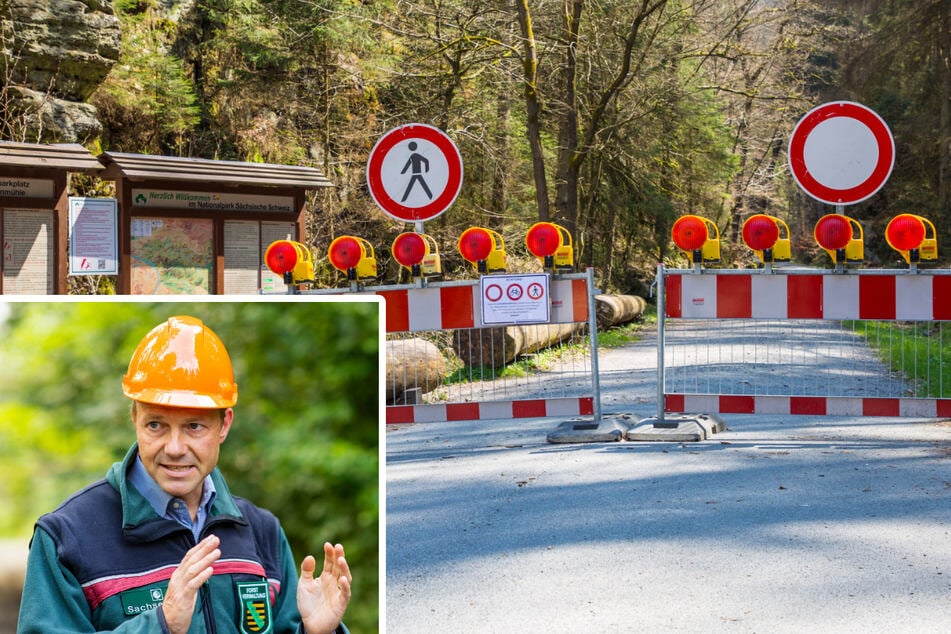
[788, 101, 894, 205]
[366, 123, 464, 222]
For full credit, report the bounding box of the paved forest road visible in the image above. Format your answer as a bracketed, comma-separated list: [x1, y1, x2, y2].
[386, 326, 951, 633]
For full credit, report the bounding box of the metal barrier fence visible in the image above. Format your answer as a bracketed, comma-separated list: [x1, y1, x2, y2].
[275, 269, 602, 423]
[379, 270, 600, 423]
[657, 265, 951, 418]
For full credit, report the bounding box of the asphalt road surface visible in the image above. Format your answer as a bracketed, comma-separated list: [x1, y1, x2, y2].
[385, 326, 951, 633]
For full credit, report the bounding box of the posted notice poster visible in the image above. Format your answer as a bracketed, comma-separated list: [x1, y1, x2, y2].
[480, 273, 551, 324]
[2, 208, 54, 294]
[69, 197, 118, 275]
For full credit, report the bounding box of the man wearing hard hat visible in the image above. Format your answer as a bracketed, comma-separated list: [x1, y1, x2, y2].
[17, 316, 351, 634]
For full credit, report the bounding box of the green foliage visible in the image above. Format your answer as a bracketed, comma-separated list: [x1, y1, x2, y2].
[95, 3, 201, 153]
[0, 300, 380, 631]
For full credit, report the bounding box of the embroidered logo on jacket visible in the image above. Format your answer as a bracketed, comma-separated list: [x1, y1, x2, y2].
[120, 584, 166, 616]
[236, 581, 272, 633]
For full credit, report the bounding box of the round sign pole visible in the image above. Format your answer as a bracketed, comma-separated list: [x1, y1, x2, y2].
[366, 123, 464, 225]
[787, 101, 895, 209]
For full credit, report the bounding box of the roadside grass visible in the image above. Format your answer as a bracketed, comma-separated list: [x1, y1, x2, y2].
[845, 320, 951, 398]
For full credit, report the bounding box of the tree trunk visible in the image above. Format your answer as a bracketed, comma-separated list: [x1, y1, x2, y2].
[514, 0, 550, 221]
[594, 294, 647, 329]
[385, 338, 446, 404]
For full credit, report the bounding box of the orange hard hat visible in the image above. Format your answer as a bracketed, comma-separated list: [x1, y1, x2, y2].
[122, 315, 238, 408]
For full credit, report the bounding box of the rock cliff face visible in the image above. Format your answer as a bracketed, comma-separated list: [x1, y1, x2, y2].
[2, 0, 121, 142]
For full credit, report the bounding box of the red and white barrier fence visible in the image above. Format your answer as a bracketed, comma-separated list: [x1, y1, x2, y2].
[658, 266, 951, 418]
[376, 270, 600, 423]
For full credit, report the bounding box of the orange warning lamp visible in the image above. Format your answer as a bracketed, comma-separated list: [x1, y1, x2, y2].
[392, 232, 441, 277]
[328, 235, 378, 281]
[671, 215, 720, 265]
[885, 214, 937, 265]
[814, 214, 863, 265]
[458, 227, 506, 274]
[264, 240, 314, 284]
[742, 214, 791, 264]
[525, 222, 573, 271]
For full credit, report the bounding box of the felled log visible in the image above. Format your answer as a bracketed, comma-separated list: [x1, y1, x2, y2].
[594, 294, 646, 329]
[451, 322, 583, 369]
[385, 338, 447, 404]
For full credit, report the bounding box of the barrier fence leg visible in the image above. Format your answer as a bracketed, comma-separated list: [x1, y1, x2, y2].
[545, 268, 623, 443]
[586, 266, 602, 422]
[655, 263, 666, 423]
[624, 263, 726, 442]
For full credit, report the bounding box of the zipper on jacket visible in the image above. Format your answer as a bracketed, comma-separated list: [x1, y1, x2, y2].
[200, 583, 217, 634]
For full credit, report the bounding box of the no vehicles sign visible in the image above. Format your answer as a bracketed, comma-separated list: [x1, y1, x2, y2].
[481, 273, 550, 325]
[788, 101, 894, 206]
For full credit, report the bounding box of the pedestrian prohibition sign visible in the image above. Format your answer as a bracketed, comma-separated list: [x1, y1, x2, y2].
[787, 101, 895, 206]
[366, 123, 464, 222]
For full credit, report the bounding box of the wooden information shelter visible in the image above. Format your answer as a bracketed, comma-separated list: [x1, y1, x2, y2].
[98, 152, 332, 294]
[0, 142, 103, 294]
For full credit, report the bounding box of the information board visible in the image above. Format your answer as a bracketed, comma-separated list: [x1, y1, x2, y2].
[130, 217, 213, 294]
[223, 220, 261, 294]
[2, 208, 53, 294]
[69, 197, 118, 275]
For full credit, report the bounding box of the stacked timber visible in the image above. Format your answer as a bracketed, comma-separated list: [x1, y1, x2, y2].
[451, 322, 583, 369]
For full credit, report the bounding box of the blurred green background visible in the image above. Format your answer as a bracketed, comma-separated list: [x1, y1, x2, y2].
[0, 299, 380, 632]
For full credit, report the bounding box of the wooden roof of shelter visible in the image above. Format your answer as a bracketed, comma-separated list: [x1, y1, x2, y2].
[0, 141, 103, 173]
[98, 152, 333, 189]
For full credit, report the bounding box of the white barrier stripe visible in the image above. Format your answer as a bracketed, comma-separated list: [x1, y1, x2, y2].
[407, 287, 445, 331]
[895, 276, 932, 320]
[751, 275, 787, 318]
[822, 275, 859, 320]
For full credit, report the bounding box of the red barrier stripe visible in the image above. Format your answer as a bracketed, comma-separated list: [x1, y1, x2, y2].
[719, 395, 755, 413]
[665, 274, 683, 318]
[788, 275, 823, 319]
[717, 275, 752, 318]
[790, 396, 826, 415]
[934, 276, 951, 320]
[379, 289, 409, 332]
[439, 286, 475, 329]
[859, 275, 896, 320]
[862, 398, 900, 417]
[572, 279, 589, 322]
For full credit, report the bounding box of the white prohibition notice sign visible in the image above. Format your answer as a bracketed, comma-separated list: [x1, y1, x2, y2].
[481, 273, 551, 325]
[788, 101, 895, 206]
[366, 123, 464, 222]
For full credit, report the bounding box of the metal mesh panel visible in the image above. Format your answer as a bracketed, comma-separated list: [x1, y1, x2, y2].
[663, 319, 943, 399]
[386, 325, 594, 405]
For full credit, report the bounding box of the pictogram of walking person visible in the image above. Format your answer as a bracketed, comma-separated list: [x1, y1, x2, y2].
[400, 142, 433, 202]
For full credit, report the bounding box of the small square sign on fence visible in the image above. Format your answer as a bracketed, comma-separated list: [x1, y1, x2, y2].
[480, 273, 551, 325]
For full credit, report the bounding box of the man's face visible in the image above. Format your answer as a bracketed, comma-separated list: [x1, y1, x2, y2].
[132, 402, 233, 511]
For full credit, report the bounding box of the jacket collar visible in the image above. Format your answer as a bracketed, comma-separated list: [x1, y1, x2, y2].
[107, 443, 244, 541]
